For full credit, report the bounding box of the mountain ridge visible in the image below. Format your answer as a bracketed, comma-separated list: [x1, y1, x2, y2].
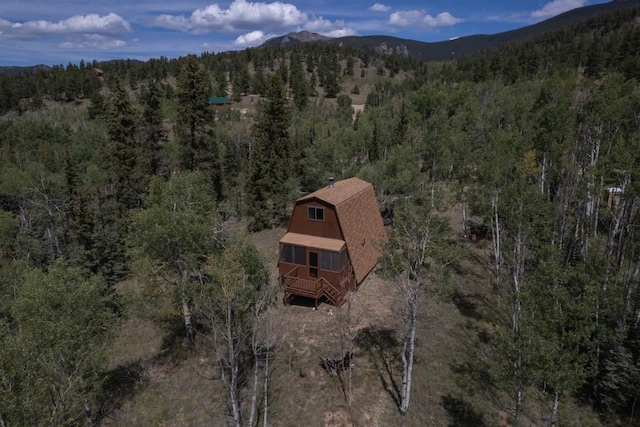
[261, 0, 640, 61]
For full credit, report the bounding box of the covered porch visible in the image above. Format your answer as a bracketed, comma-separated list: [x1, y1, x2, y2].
[278, 233, 353, 307]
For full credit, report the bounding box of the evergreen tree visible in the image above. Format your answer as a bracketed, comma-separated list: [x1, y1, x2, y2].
[289, 51, 309, 110]
[105, 77, 141, 209]
[139, 80, 167, 177]
[175, 55, 216, 172]
[247, 75, 292, 231]
[324, 72, 341, 98]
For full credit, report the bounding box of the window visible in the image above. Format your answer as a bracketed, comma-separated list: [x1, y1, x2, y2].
[281, 244, 293, 263]
[340, 249, 348, 270]
[308, 206, 324, 221]
[281, 244, 307, 266]
[320, 251, 331, 270]
[331, 252, 339, 272]
[294, 246, 306, 265]
[318, 250, 343, 272]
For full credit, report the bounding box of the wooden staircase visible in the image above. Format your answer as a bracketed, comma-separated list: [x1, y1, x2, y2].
[319, 278, 346, 306]
[282, 270, 348, 307]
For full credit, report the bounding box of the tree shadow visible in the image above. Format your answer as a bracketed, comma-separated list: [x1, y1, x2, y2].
[133, 315, 195, 367]
[441, 393, 487, 427]
[452, 290, 483, 320]
[355, 325, 401, 409]
[98, 360, 147, 420]
[285, 295, 321, 308]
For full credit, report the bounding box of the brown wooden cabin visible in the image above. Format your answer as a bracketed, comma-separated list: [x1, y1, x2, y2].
[278, 177, 387, 307]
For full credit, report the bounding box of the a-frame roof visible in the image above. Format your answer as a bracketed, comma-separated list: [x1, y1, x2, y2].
[299, 177, 386, 284]
[299, 177, 371, 206]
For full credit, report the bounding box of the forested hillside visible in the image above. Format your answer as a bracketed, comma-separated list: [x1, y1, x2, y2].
[1, 3, 640, 426]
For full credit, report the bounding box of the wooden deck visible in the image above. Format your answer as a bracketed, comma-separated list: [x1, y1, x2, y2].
[281, 266, 351, 307]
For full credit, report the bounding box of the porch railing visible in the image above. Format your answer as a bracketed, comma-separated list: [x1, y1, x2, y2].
[282, 267, 347, 306]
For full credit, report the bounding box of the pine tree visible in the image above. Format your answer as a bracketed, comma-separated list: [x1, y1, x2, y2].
[247, 75, 292, 231]
[105, 77, 141, 209]
[289, 51, 309, 110]
[175, 55, 215, 171]
[139, 80, 166, 177]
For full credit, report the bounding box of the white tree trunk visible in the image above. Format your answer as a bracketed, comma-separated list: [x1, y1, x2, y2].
[491, 192, 502, 280]
[248, 352, 260, 427]
[550, 386, 559, 427]
[226, 302, 242, 427]
[539, 152, 547, 195]
[400, 293, 417, 415]
[461, 196, 467, 237]
[263, 350, 269, 427]
[262, 354, 269, 427]
[181, 270, 194, 349]
[511, 207, 525, 421]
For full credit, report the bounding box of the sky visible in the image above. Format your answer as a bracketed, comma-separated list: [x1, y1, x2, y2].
[0, 0, 611, 66]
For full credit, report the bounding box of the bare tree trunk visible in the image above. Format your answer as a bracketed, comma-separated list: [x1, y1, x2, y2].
[262, 353, 269, 427]
[539, 152, 547, 195]
[400, 292, 417, 415]
[491, 191, 502, 280]
[550, 385, 560, 427]
[621, 258, 640, 333]
[85, 400, 94, 427]
[263, 349, 269, 427]
[461, 195, 467, 238]
[180, 269, 195, 349]
[511, 205, 526, 421]
[248, 350, 260, 427]
[226, 301, 242, 427]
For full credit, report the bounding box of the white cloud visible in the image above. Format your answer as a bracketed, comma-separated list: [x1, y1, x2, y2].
[531, 0, 586, 19]
[422, 12, 461, 28]
[388, 10, 424, 27]
[153, 0, 307, 33]
[369, 3, 391, 12]
[303, 17, 357, 37]
[3, 13, 130, 37]
[234, 30, 270, 46]
[58, 37, 127, 50]
[0, 13, 131, 51]
[388, 10, 461, 29]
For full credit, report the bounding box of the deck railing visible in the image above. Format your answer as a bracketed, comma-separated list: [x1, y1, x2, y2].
[282, 269, 347, 306]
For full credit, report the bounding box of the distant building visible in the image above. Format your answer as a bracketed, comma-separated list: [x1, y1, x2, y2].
[607, 187, 623, 210]
[278, 177, 387, 307]
[206, 96, 232, 109]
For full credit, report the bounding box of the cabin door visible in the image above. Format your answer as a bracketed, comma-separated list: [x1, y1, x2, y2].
[309, 251, 318, 278]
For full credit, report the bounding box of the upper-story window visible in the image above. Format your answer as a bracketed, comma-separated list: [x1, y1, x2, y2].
[308, 206, 324, 221]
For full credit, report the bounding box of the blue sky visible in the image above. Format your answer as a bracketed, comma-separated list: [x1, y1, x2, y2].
[0, 0, 610, 66]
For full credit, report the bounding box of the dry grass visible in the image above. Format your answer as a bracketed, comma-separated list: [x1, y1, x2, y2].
[101, 202, 601, 426]
[100, 216, 497, 426]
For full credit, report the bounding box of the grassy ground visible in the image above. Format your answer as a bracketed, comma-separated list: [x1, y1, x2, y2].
[98, 194, 608, 426]
[99, 209, 511, 426]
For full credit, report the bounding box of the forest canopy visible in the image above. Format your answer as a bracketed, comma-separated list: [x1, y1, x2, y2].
[1, 4, 640, 425]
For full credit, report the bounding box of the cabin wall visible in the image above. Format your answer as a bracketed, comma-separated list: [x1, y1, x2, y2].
[287, 200, 342, 239]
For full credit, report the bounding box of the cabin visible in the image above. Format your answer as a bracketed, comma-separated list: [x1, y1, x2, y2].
[206, 96, 232, 110]
[607, 187, 623, 210]
[278, 177, 387, 307]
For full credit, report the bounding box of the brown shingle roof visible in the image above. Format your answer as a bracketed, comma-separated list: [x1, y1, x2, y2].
[299, 177, 371, 206]
[302, 177, 387, 284]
